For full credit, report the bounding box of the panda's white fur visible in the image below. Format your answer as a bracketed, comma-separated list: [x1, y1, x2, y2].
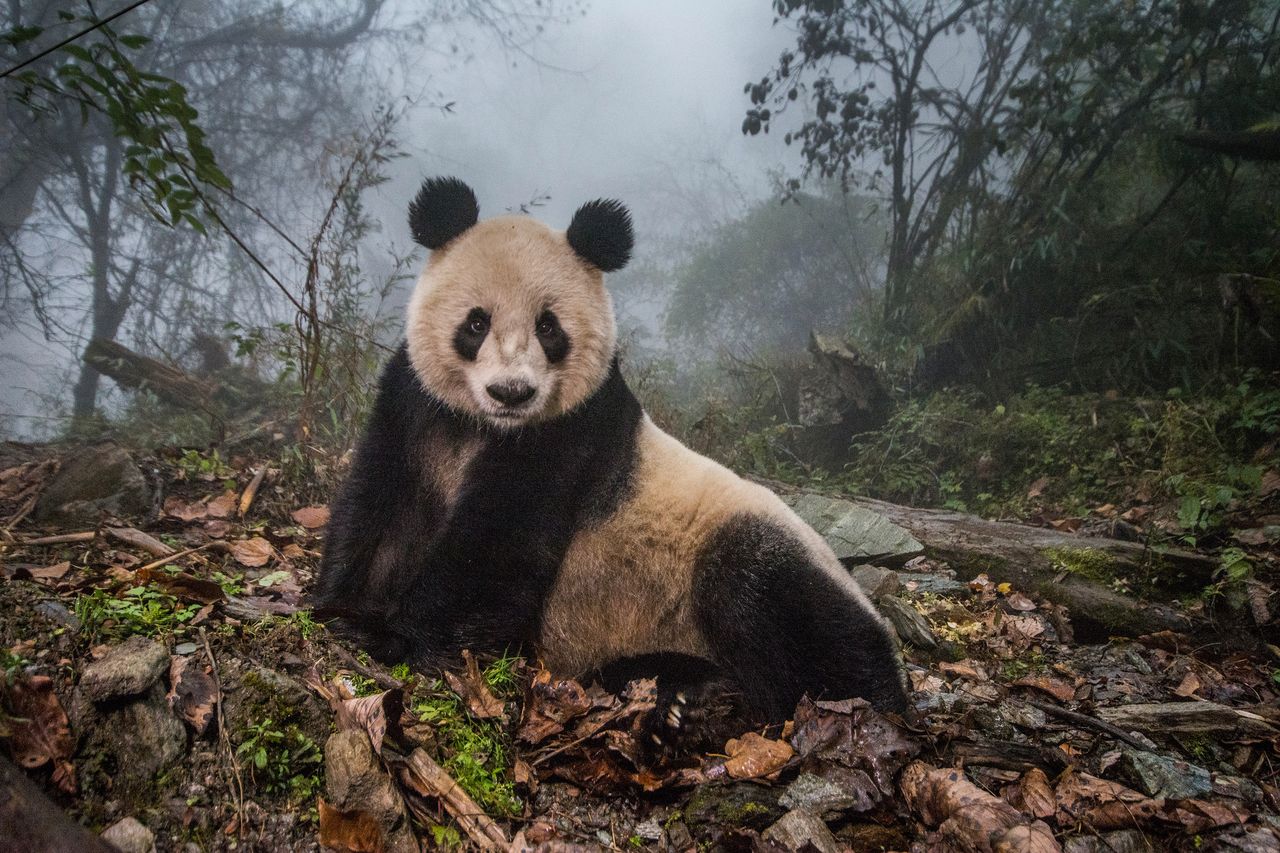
[315, 177, 907, 737]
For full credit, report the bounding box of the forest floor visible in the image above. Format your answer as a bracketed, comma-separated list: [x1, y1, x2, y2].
[2, 438, 1280, 852]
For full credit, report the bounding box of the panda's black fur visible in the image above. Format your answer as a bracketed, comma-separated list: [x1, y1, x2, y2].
[315, 177, 907, 751]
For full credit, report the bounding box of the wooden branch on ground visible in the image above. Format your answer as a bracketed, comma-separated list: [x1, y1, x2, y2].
[399, 748, 508, 851]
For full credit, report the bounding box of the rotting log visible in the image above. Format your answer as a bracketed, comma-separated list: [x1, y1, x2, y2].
[83, 337, 216, 410]
[762, 479, 1220, 641]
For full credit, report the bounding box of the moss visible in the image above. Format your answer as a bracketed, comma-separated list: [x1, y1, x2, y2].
[1041, 547, 1119, 584]
[685, 782, 782, 831]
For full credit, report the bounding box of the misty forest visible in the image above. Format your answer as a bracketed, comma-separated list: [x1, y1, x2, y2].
[2, 0, 1280, 850]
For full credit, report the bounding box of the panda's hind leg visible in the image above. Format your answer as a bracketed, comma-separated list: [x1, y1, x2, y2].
[693, 513, 908, 722]
[590, 652, 742, 762]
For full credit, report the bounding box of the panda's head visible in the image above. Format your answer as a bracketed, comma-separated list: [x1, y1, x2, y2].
[403, 177, 633, 430]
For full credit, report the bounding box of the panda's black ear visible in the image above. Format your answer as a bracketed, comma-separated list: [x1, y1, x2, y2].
[408, 177, 480, 249]
[567, 199, 633, 272]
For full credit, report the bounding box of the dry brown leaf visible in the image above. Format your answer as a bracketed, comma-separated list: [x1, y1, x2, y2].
[27, 561, 71, 584]
[138, 567, 225, 604]
[291, 505, 330, 529]
[444, 650, 506, 721]
[1003, 768, 1057, 820]
[901, 761, 1060, 852]
[317, 799, 383, 853]
[334, 688, 403, 755]
[164, 495, 207, 522]
[1005, 591, 1037, 612]
[1173, 671, 1202, 698]
[2, 674, 76, 793]
[1027, 476, 1050, 499]
[205, 491, 238, 519]
[1261, 469, 1280, 497]
[167, 655, 218, 735]
[939, 661, 984, 681]
[1012, 675, 1076, 703]
[1054, 769, 1158, 831]
[723, 731, 794, 780]
[230, 537, 273, 567]
[1049, 517, 1082, 532]
[790, 697, 918, 801]
[518, 669, 602, 745]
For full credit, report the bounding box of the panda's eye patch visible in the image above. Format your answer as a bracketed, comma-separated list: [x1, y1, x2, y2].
[535, 309, 570, 364]
[453, 308, 490, 361]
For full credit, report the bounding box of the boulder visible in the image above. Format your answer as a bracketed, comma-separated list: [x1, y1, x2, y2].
[780, 493, 923, 565]
[34, 443, 149, 525]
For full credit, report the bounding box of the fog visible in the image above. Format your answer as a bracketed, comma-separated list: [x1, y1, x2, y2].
[0, 0, 797, 436]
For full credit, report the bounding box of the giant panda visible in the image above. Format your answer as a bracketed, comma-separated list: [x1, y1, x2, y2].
[314, 176, 906, 748]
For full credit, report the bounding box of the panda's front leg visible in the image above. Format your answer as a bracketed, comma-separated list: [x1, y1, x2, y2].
[692, 514, 908, 723]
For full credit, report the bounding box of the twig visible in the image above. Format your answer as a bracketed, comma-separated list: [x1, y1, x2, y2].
[399, 748, 509, 850]
[200, 627, 244, 841]
[2, 492, 40, 537]
[105, 526, 174, 557]
[133, 542, 218, 574]
[238, 467, 267, 517]
[1027, 699, 1151, 750]
[329, 644, 402, 692]
[18, 531, 97, 545]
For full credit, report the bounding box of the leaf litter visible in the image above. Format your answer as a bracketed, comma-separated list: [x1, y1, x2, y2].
[1, 444, 1280, 850]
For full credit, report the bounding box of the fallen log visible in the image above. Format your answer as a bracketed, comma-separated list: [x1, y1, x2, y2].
[83, 337, 216, 410]
[765, 481, 1219, 640]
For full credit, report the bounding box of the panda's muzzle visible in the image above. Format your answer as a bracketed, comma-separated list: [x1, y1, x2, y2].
[486, 380, 537, 408]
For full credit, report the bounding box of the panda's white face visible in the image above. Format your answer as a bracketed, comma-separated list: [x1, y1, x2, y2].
[405, 216, 618, 429]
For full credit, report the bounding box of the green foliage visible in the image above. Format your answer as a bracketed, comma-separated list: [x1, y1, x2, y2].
[410, 657, 523, 818]
[748, 0, 1280, 391]
[4, 11, 229, 231]
[235, 718, 323, 803]
[842, 377, 1276, 525]
[74, 586, 200, 641]
[174, 448, 232, 481]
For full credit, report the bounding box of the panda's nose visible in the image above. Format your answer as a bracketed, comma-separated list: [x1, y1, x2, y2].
[486, 381, 536, 407]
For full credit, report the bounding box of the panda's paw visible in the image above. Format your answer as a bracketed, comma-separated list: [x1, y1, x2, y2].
[637, 687, 731, 766]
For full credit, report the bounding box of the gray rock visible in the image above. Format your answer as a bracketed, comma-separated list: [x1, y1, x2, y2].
[903, 572, 970, 596]
[849, 564, 900, 600]
[100, 816, 156, 853]
[325, 730, 418, 853]
[877, 596, 937, 649]
[35, 600, 80, 630]
[762, 809, 841, 853]
[34, 443, 150, 525]
[72, 681, 186, 797]
[1063, 830, 1154, 853]
[79, 637, 168, 702]
[1121, 749, 1212, 799]
[780, 493, 923, 564]
[779, 772, 860, 819]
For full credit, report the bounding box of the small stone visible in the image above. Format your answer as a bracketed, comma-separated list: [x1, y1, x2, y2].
[877, 596, 937, 649]
[34, 600, 80, 630]
[903, 572, 970, 596]
[779, 772, 859, 819]
[849, 565, 900, 600]
[1120, 749, 1212, 799]
[173, 642, 198, 655]
[762, 809, 841, 853]
[325, 730, 417, 853]
[79, 636, 168, 702]
[100, 816, 156, 853]
[633, 819, 663, 841]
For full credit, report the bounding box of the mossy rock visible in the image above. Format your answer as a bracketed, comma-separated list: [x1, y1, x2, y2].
[685, 781, 783, 832]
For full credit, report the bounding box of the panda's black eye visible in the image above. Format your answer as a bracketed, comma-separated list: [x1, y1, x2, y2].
[453, 308, 490, 361]
[535, 309, 570, 364]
